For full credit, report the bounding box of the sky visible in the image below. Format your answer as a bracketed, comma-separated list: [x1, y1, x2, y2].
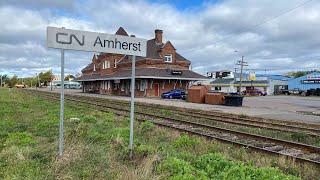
[0, 0, 320, 77]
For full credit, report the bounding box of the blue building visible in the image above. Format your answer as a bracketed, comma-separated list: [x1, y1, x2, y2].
[288, 72, 320, 91]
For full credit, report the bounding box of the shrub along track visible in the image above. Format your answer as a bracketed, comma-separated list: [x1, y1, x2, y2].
[23, 89, 320, 166]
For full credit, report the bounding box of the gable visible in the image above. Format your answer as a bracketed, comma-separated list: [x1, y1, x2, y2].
[161, 41, 176, 50]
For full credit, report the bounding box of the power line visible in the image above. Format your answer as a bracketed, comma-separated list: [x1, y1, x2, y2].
[213, 0, 314, 45]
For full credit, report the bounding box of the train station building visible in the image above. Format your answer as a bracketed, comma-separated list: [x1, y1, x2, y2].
[75, 27, 206, 97]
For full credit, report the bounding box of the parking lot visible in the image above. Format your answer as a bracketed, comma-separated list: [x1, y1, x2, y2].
[36, 88, 320, 124]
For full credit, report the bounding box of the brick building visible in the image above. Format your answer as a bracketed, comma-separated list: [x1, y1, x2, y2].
[76, 27, 207, 97]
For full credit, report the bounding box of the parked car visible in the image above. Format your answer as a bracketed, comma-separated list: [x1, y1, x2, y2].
[289, 88, 304, 95]
[242, 89, 266, 96]
[161, 89, 186, 99]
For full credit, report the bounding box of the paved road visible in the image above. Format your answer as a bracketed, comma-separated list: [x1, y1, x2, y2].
[36, 88, 320, 124]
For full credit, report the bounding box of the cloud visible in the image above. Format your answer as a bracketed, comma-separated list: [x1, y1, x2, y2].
[0, 0, 75, 10]
[0, 0, 319, 77]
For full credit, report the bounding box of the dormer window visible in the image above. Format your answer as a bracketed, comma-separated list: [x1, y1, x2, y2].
[93, 64, 96, 71]
[164, 54, 173, 63]
[102, 61, 110, 69]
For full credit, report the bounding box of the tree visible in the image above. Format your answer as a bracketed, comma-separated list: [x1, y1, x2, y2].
[39, 70, 54, 86]
[1, 74, 9, 87]
[24, 77, 37, 87]
[286, 71, 308, 78]
[64, 74, 75, 81]
[7, 75, 19, 87]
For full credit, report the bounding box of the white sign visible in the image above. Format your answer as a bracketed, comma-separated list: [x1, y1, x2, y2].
[47, 26, 147, 57]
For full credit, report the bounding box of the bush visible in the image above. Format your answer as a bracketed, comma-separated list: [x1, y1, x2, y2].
[173, 135, 199, 149]
[158, 157, 194, 175]
[157, 153, 298, 180]
[136, 144, 154, 158]
[157, 157, 207, 180]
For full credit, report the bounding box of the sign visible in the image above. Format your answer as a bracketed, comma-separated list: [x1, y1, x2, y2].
[171, 70, 183, 75]
[302, 80, 320, 84]
[47, 26, 147, 57]
[47, 26, 142, 158]
[249, 72, 256, 81]
[307, 74, 320, 80]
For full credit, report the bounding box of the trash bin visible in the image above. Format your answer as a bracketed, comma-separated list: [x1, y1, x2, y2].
[224, 95, 244, 106]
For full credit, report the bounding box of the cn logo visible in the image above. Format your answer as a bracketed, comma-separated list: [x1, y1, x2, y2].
[56, 33, 84, 46]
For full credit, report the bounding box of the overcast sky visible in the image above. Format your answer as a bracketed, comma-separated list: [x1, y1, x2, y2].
[0, 0, 320, 77]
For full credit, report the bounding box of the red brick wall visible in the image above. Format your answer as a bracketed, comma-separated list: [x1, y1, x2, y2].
[89, 79, 189, 97]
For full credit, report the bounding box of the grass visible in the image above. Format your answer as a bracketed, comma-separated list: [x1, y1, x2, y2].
[0, 88, 318, 179]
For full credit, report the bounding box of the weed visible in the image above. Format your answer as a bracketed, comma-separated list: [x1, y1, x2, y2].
[291, 132, 308, 142]
[173, 134, 199, 149]
[5, 132, 36, 147]
[136, 144, 155, 158]
[140, 120, 155, 134]
[82, 114, 97, 123]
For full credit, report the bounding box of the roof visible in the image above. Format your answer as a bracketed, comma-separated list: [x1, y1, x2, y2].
[115, 27, 128, 36]
[210, 78, 234, 84]
[288, 72, 320, 82]
[234, 80, 268, 84]
[76, 68, 207, 81]
[267, 75, 292, 81]
[82, 63, 94, 72]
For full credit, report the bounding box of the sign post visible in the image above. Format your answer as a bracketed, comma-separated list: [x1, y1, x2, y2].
[59, 48, 65, 156]
[129, 55, 136, 158]
[47, 26, 147, 157]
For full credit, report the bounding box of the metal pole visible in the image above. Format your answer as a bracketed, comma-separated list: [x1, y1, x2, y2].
[59, 49, 65, 156]
[129, 55, 136, 158]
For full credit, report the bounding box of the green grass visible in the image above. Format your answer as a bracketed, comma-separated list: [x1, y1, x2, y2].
[0, 89, 316, 179]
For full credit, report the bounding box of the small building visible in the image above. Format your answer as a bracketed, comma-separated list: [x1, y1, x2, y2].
[76, 27, 207, 97]
[210, 71, 290, 95]
[288, 72, 320, 91]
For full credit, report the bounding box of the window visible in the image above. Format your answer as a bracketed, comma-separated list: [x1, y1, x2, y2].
[93, 64, 96, 71]
[114, 59, 117, 68]
[140, 80, 147, 91]
[121, 82, 125, 91]
[102, 61, 110, 69]
[164, 54, 172, 63]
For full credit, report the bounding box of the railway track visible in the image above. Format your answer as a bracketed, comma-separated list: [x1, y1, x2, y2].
[27, 89, 320, 137]
[23, 89, 320, 166]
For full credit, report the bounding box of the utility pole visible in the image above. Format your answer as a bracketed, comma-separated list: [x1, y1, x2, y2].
[236, 56, 248, 93]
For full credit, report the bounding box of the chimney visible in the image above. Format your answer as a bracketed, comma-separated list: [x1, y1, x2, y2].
[155, 29, 163, 44]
